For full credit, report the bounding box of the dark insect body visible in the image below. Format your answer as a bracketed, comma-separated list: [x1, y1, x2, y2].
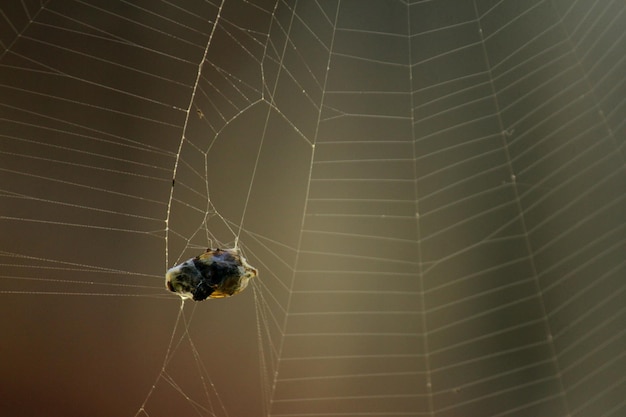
[165, 248, 258, 301]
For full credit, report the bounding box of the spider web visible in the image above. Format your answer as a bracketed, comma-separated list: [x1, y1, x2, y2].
[1, 1, 625, 417]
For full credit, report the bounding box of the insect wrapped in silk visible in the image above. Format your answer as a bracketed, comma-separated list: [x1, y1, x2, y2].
[165, 248, 258, 301]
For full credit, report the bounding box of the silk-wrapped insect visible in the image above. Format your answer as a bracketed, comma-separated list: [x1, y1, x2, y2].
[165, 248, 258, 301]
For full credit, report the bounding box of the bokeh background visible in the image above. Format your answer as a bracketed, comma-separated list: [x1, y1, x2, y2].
[1, 1, 624, 416]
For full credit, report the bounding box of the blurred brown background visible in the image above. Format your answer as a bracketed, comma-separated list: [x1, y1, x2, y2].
[1, 1, 624, 416]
